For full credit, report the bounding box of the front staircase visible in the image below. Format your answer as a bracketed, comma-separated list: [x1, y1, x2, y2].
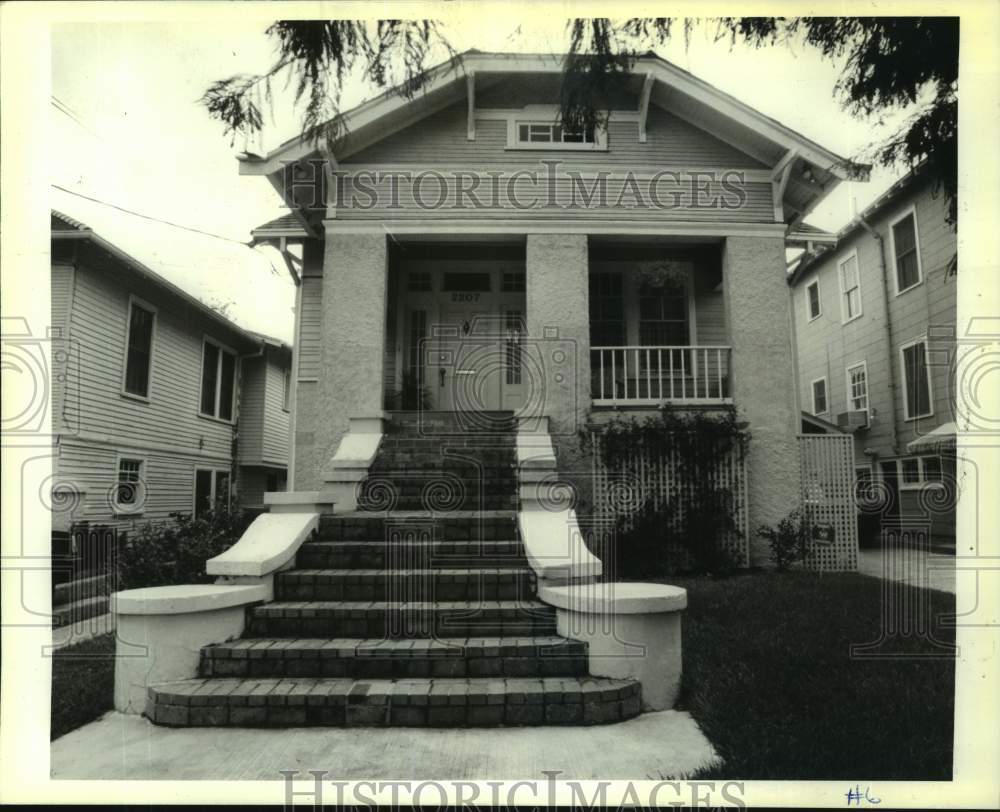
[145, 412, 641, 727]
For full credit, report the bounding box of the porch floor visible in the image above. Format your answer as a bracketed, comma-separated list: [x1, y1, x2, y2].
[51, 709, 717, 780]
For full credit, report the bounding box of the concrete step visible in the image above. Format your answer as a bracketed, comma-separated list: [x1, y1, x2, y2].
[51, 594, 110, 628]
[147, 675, 641, 728]
[246, 600, 557, 638]
[296, 540, 528, 569]
[319, 511, 518, 541]
[52, 572, 111, 605]
[200, 636, 588, 679]
[275, 568, 536, 602]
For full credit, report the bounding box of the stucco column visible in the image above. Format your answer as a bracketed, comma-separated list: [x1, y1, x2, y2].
[722, 235, 800, 564]
[307, 229, 388, 489]
[525, 234, 592, 508]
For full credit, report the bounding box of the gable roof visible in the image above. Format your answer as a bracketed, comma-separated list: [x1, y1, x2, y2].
[239, 50, 866, 230]
[787, 164, 931, 286]
[51, 209, 285, 349]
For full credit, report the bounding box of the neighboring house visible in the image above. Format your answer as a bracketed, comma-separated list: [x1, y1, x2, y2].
[788, 167, 957, 546]
[241, 50, 863, 565]
[50, 210, 291, 533]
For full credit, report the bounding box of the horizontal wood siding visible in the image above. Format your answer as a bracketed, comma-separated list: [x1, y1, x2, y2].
[297, 275, 322, 380]
[334, 171, 773, 223]
[792, 179, 957, 466]
[63, 256, 242, 460]
[349, 100, 764, 169]
[238, 356, 266, 463]
[260, 349, 290, 466]
[56, 438, 231, 531]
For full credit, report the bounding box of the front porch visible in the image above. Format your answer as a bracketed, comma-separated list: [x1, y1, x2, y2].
[381, 238, 734, 414]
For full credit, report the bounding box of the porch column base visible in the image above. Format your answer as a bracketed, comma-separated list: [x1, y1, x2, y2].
[321, 415, 385, 512]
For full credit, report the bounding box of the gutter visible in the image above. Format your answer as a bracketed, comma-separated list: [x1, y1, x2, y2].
[857, 216, 900, 456]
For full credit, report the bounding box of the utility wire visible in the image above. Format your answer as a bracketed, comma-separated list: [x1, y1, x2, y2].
[51, 184, 253, 246]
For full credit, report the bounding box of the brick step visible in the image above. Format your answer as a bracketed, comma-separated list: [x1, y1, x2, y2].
[200, 636, 588, 679]
[358, 497, 518, 513]
[246, 600, 557, 638]
[385, 409, 517, 430]
[361, 473, 517, 486]
[319, 511, 518, 541]
[147, 675, 641, 728]
[297, 540, 527, 569]
[371, 456, 515, 470]
[275, 568, 535, 602]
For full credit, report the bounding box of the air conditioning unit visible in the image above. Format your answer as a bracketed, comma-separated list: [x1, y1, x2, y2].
[836, 410, 870, 432]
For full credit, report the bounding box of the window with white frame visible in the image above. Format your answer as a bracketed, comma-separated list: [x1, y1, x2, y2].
[200, 339, 237, 420]
[898, 455, 943, 488]
[811, 377, 828, 415]
[838, 252, 862, 322]
[508, 113, 606, 151]
[891, 209, 922, 293]
[901, 338, 933, 419]
[194, 468, 231, 517]
[517, 122, 594, 145]
[806, 280, 821, 320]
[846, 362, 869, 414]
[123, 299, 155, 398]
[115, 457, 144, 513]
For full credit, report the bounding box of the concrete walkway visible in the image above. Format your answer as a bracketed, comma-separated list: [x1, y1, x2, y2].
[51, 710, 718, 780]
[857, 547, 956, 595]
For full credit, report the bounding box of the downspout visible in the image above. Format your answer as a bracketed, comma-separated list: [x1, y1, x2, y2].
[857, 217, 900, 456]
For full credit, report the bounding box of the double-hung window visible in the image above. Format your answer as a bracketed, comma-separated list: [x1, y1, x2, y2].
[811, 378, 828, 415]
[806, 279, 821, 321]
[115, 457, 144, 513]
[838, 251, 862, 322]
[846, 362, 869, 416]
[901, 338, 933, 419]
[890, 208, 922, 294]
[194, 468, 231, 517]
[123, 299, 155, 398]
[200, 339, 237, 421]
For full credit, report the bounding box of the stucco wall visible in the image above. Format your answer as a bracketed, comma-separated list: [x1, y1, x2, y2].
[722, 235, 800, 564]
[525, 234, 594, 510]
[294, 232, 388, 489]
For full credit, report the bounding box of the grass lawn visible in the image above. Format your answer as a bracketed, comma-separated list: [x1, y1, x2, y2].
[667, 570, 955, 780]
[50, 633, 116, 740]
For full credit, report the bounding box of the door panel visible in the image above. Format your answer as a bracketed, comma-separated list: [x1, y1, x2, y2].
[432, 307, 503, 411]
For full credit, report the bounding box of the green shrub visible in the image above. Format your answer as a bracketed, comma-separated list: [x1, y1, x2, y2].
[117, 508, 252, 590]
[584, 407, 749, 577]
[758, 510, 810, 570]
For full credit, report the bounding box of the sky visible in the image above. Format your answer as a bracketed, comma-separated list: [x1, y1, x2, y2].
[51, 16, 916, 341]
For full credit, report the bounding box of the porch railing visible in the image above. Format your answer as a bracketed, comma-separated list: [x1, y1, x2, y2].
[590, 345, 732, 405]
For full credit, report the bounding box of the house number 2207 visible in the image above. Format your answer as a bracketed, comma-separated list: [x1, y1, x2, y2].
[451, 293, 480, 302]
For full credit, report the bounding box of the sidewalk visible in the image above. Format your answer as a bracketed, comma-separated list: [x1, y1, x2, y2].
[857, 547, 956, 595]
[51, 709, 718, 780]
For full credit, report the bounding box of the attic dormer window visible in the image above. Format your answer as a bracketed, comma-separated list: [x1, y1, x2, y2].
[518, 123, 594, 144]
[506, 113, 607, 151]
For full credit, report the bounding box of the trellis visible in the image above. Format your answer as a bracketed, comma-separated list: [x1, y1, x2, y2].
[797, 434, 859, 572]
[589, 431, 750, 567]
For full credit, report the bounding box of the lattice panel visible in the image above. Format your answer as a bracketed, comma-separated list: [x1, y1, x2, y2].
[589, 432, 750, 567]
[797, 434, 859, 572]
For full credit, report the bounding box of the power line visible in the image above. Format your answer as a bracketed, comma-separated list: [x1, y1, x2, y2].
[51, 184, 253, 246]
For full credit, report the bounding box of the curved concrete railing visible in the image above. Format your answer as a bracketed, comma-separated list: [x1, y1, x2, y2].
[207, 511, 320, 589]
[112, 583, 268, 714]
[516, 417, 602, 583]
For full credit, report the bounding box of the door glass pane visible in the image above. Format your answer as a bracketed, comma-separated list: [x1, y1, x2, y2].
[442, 272, 491, 292]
